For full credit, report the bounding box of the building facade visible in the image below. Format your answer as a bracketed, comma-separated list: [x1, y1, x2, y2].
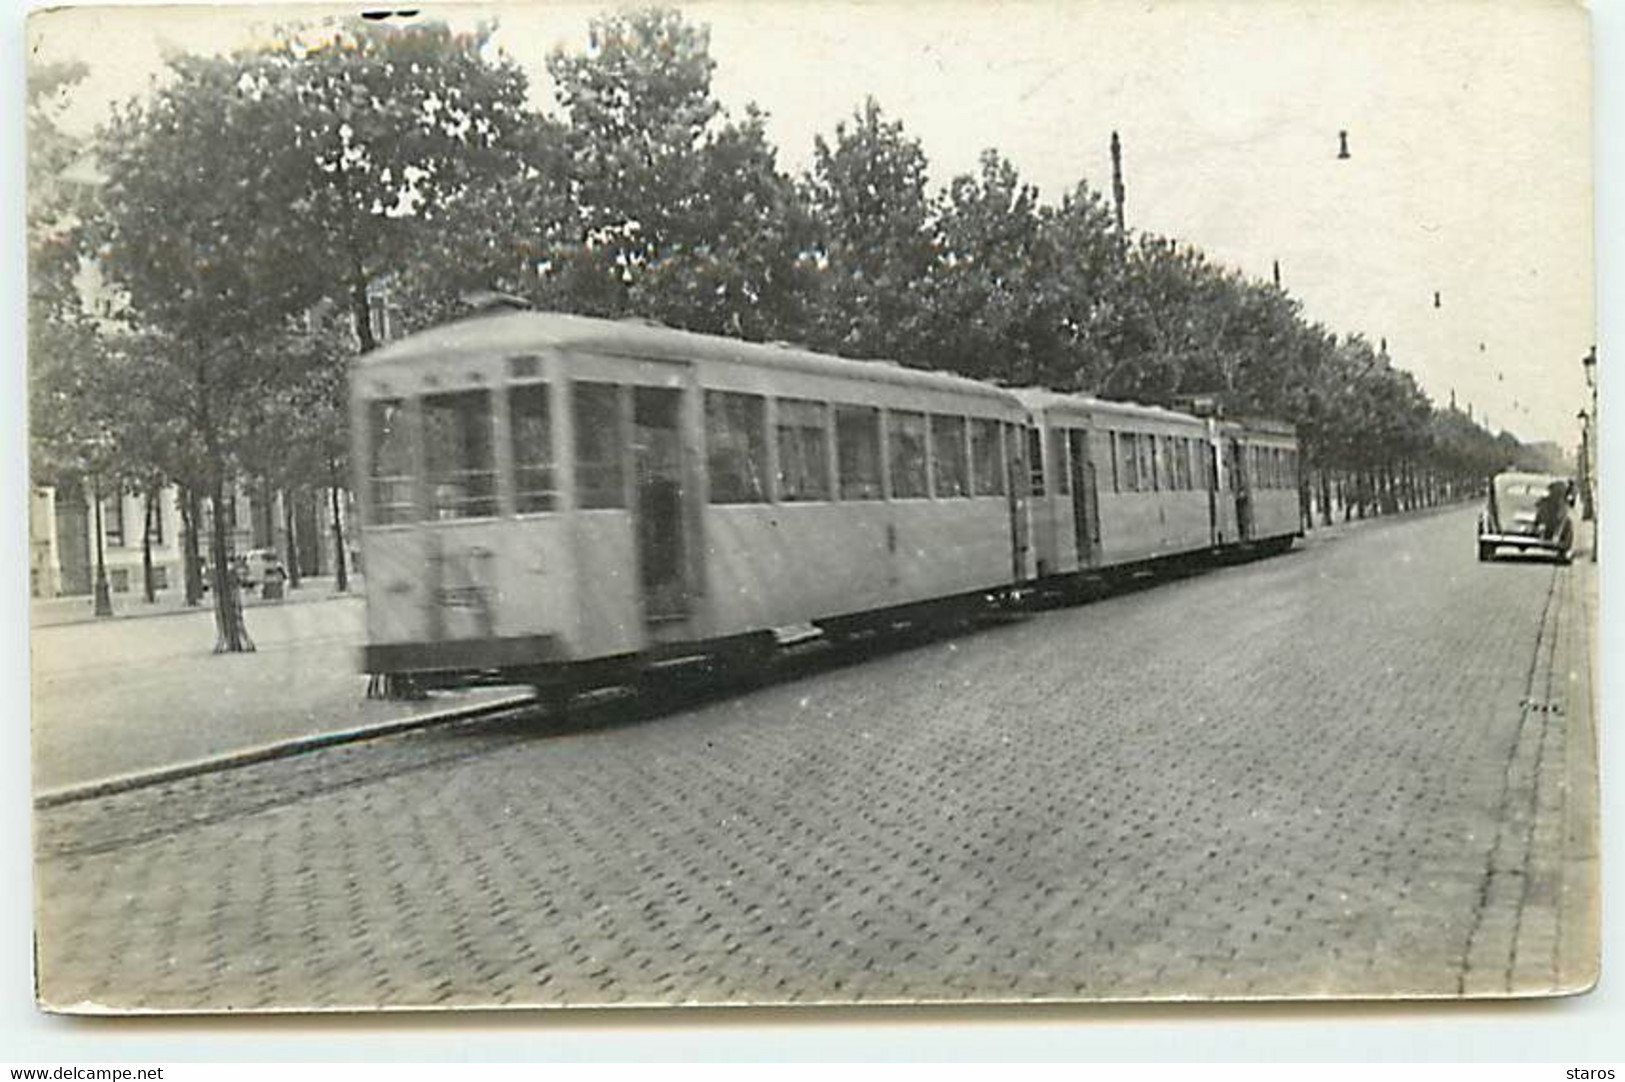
[30, 482, 359, 600]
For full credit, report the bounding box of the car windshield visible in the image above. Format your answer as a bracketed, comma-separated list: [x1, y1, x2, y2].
[1494, 476, 1566, 511]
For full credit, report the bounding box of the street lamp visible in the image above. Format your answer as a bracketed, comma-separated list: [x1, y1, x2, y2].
[1581, 347, 1598, 556]
[91, 476, 114, 617]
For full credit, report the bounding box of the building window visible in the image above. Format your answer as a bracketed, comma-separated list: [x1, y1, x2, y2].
[152, 566, 169, 590]
[509, 383, 556, 513]
[1052, 430, 1072, 495]
[110, 568, 130, 593]
[103, 497, 125, 548]
[573, 382, 625, 510]
[367, 399, 415, 525]
[888, 411, 929, 499]
[706, 391, 768, 504]
[776, 398, 831, 502]
[971, 418, 1005, 497]
[835, 406, 883, 501]
[146, 497, 164, 545]
[931, 414, 969, 498]
[423, 390, 497, 520]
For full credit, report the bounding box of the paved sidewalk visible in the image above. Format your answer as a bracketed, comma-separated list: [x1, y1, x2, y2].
[29, 575, 363, 629]
[30, 592, 526, 792]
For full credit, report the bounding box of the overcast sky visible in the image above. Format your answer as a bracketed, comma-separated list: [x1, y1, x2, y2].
[27, 0, 1595, 446]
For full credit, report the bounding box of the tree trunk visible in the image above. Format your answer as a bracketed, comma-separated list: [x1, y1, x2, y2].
[141, 487, 157, 603]
[209, 477, 254, 653]
[329, 459, 349, 593]
[351, 278, 378, 353]
[1319, 469, 1334, 527]
[260, 477, 276, 549]
[180, 487, 203, 606]
[283, 488, 302, 590]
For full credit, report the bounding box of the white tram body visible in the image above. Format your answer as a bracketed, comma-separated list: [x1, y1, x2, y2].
[1220, 418, 1302, 545]
[352, 309, 1304, 691]
[352, 310, 1031, 689]
[1015, 390, 1218, 576]
[1015, 391, 1303, 584]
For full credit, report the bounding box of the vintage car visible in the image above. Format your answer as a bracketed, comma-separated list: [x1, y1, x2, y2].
[1477, 471, 1575, 563]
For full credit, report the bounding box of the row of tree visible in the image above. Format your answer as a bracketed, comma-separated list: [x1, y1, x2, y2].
[30, 8, 1531, 651]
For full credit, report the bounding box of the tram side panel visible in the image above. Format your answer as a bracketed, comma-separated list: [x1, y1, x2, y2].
[1243, 438, 1302, 542]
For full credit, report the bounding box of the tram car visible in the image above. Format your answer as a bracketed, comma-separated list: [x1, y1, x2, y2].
[352, 308, 1303, 696]
[1012, 390, 1302, 589]
[352, 309, 1033, 694]
[1218, 417, 1303, 552]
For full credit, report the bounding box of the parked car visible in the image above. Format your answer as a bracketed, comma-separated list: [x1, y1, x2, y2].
[1478, 472, 1575, 563]
[233, 548, 288, 588]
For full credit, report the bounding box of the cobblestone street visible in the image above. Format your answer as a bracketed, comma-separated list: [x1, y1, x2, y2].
[33, 505, 1597, 1010]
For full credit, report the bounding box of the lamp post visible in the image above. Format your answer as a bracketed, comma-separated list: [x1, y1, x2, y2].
[1578, 409, 1592, 520]
[91, 475, 113, 617]
[1582, 346, 1597, 560]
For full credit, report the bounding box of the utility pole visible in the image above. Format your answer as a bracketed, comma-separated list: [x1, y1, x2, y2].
[1272, 260, 1281, 288]
[1110, 130, 1127, 251]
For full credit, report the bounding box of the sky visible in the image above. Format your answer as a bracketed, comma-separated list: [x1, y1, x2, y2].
[25, 0, 1597, 446]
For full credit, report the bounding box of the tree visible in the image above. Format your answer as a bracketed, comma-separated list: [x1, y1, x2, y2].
[90, 18, 538, 646]
[28, 59, 102, 489]
[922, 150, 1052, 384]
[540, 9, 816, 338]
[261, 19, 535, 351]
[804, 97, 936, 362]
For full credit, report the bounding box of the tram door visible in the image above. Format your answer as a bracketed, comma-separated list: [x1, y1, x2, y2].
[1007, 423, 1032, 582]
[1205, 439, 1221, 545]
[632, 387, 690, 624]
[1067, 429, 1100, 568]
[1230, 437, 1254, 542]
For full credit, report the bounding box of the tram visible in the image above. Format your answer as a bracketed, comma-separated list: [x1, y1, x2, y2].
[351, 308, 1302, 695]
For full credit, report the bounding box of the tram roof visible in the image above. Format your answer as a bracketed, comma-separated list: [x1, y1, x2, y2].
[1008, 387, 1207, 426]
[359, 310, 1022, 404]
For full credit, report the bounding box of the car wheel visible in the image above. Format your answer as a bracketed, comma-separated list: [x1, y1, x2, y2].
[1477, 540, 1493, 562]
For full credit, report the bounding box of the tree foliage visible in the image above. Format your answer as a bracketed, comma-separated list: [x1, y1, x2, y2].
[42, 3, 1526, 634]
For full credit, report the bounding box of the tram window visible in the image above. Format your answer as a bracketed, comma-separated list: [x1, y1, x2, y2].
[1051, 429, 1071, 495]
[367, 398, 414, 524]
[706, 391, 768, 503]
[971, 418, 1005, 496]
[574, 382, 625, 509]
[509, 383, 555, 513]
[1118, 433, 1137, 492]
[889, 410, 929, 498]
[1144, 436, 1160, 492]
[1027, 428, 1046, 496]
[423, 390, 497, 520]
[1162, 436, 1176, 490]
[836, 405, 883, 500]
[777, 398, 831, 502]
[931, 415, 970, 498]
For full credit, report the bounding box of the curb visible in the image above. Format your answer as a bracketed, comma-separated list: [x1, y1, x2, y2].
[33, 690, 536, 810]
[1299, 498, 1470, 544]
